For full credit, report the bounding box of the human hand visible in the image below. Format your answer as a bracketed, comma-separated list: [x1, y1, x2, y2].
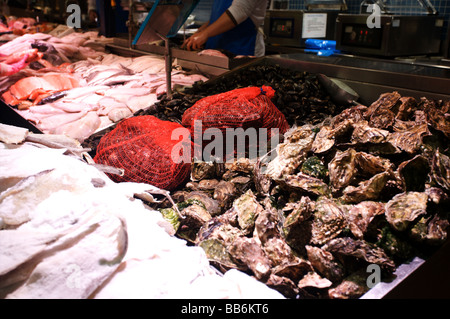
[182, 30, 209, 51]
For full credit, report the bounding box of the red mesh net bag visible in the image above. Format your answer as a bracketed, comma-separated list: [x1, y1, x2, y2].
[182, 86, 289, 161]
[94, 115, 191, 191]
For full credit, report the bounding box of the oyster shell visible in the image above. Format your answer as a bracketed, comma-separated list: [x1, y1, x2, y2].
[198, 238, 242, 271]
[425, 186, 449, 206]
[298, 271, 333, 289]
[233, 190, 263, 234]
[281, 197, 314, 252]
[266, 274, 299, 298]
[364, 91, 401, 119]
[328, 148, 358, 191]
[351, 122, 390, 144]
[228, 236, 271, 280]
[347, 201, 385, 239]
[387, 123, 431, 154]
[310, 197, 347, 245]
[197, 179, 219, 191]
[430, 149, 450, 191]
[330, 104, 367, 127]
[323, 237, 395, 272]
[272, 258, 313, 283]
[177, 202, 212, 242]
[369, 107, 395, 129]
[191, 160, 218, 181]
[254, 208, 281, 245]
[396, 96, 417, 120]
[262, 237, 297, 266]
[284, 172, 330, 197]
[354, 152, 394, 177]
[185, 191, 220, 216]
[225, 158, 255, 174]
[311, 125, 335, 154]
[213, 180, 237, 212]
[196, 218, 243, 245]
[423, 98, 450, 139]
[410, 214, 449, 245]
[305, 245, 345, 282]
[328, 269, 370, 299]
[376, 225, 414, 262]
[300, 156, 328, 180]
[341, 171, 389, 203]
[266, 125, 315, 179]
[385, 192, 428, 232]
[397, 155, 429, 192]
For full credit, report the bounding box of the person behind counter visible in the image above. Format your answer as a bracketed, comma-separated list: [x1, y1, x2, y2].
[182, 0, 267, 57]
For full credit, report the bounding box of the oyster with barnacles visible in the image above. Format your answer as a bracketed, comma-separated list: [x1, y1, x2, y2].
[310, 197, 347, 245]
[385, 192, 428, 232]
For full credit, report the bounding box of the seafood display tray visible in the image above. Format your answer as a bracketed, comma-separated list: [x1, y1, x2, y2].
[107, 37, 256, 76]
[203, 55, 450, 298]
[2, 53, 450, 298]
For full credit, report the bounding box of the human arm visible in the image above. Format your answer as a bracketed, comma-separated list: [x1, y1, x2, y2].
[182, 11, 237, 51]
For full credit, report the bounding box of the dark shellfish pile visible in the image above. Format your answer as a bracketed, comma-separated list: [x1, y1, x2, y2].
[156, 91, 450, 299]
[142, 64, 343, 127]
[83, 64, 341, 157]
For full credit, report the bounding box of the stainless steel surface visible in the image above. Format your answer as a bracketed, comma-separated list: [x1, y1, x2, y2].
[335, 14, 444, 57]
[360, 257, 425, 299]
[264, 10, 339, 48]
[268, 53, 450, 102]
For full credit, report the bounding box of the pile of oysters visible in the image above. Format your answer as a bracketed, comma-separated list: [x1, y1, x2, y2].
[157, 91, 450, 299]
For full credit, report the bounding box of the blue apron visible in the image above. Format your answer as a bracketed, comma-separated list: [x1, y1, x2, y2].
[205, 0, 257, 56]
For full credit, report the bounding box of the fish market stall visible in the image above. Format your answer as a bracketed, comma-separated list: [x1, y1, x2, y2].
[1, 6, 450, 298]
[81, 54, 450, 299]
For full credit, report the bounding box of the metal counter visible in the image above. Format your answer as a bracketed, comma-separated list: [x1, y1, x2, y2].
[238, 53, 450, 105]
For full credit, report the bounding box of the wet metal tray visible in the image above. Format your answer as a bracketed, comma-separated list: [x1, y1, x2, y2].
[107, 38, 256, 76]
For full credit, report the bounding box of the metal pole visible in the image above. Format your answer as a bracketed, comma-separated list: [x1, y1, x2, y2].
[156, 31, 172, 100]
